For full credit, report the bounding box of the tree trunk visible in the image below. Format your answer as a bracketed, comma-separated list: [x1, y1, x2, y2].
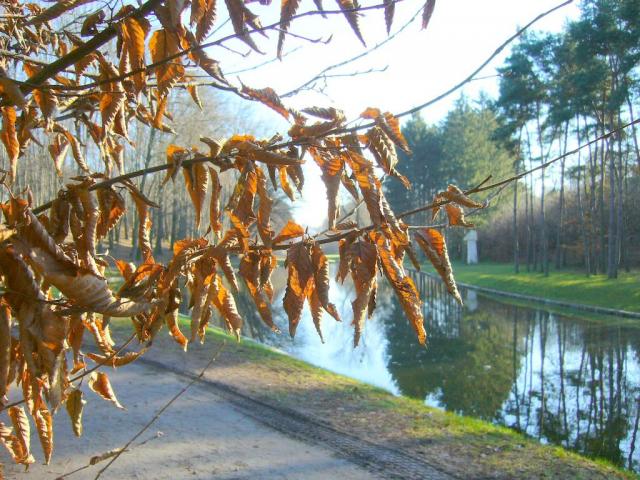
[554, 124, 568, 269]
[170, 188, 178, 247]
[513, 176, 520, 273]
[615, 116, 624, 275]
[513, 130, 522, 273]
[598, 134, 607, 274]
[626, 90, 640, 170]
[576, 115, 591, 276]
[535, 105, 549, 277]
[525, 125, 534, 272]
[607, 135, 617, 279]
[154, 203, 164, 256]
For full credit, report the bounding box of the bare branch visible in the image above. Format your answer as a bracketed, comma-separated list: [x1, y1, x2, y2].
[281, 4, 421, 98]
[0, 333, 137, 413]
[331, 0, 575, 136]
[18, 0, 164, 95]
[29, 2, 397, 93]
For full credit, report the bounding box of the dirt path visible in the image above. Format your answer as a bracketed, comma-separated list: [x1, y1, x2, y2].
[3, 362, 382, 480]
[138, 356, 451, 480]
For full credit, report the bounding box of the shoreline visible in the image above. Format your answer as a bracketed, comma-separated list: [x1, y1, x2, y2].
[412, 269, 640, 320]
[106, 320, 637, 479]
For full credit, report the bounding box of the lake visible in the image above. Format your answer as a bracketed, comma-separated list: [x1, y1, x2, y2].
[200, 265, 640, 472]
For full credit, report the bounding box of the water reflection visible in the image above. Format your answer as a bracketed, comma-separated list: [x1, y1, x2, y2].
[198, 266, 640, 472]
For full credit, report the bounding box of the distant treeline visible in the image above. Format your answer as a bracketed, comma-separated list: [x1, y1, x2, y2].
[388, 0, 640, 277]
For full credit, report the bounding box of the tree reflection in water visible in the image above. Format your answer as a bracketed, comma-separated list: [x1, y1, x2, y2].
[191, 265, 640, 472]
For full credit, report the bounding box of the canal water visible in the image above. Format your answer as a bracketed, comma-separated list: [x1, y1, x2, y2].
[205, 266, 640, 472]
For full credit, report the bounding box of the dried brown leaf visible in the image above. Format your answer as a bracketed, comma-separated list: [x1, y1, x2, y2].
[8, 407, 33, 465]
[242, 85, 290, 120]
[383, 0, 395, 33]
[0, 300, 10, 400]
[225, 0, 263, 52]
[373, 232, 426, 345]
[149, 29, 185, 95]
[48, 134, 69, 177]
[1, 107, 19, 181]
[335, 0, 366, 46]
[208, 167, 223, 238]
[311, 243, 340, 321]
[187, 84, 203, 109]
[0, 75, 26, 108]
[444, 202, 474, 227]
[27, 0, 92, 26]
[274, 220, 305, 245]
[34, 407, 53, 464]
[183, 162, 209, 229]
[345, 239, 377, 347]
[193, 0, 217, 42]
[344, 151, 384, 227]
[277, 0, 301, 58]
[85, 348, 147, 368]
[96, 187, 126, 238]
[65, 389, 85, 437]
[239, 252, 279, 332]
[415, 228, 461, 304]
[88, 372, 124, 409]
[441, 184, 483, 208]
[0, 422, 30, 465]
[81, 10, 104, 36]
[119, 5, 150, 92]
[208, 274, 243, 338]
[283, 243, 314, 338]
[165, 287, 188, 350]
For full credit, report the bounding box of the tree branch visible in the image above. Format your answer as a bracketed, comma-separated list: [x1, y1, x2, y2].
[281, 4, 421, 98]
[19, 0, 164, 95]
[32, 2, 398, 93]
[330, 0, 575, 136]
[0, 332, 137, 413]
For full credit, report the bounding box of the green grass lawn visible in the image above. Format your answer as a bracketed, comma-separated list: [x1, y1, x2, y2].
[443, 262, 640, 313]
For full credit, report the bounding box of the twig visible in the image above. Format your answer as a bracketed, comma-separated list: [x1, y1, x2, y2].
[330, 0, 575, 136]
[32, 154, 236, 215]
[314, 198, 364, 239]
[471, 118, 639, 194]
[406, 181, 510, 230]
[281, 4, 422, 98]
[54, 432, 164, 480]
[390, 118, 639, 222]
[93, 341, 227, 479]
[27, 2, 398, 93]
[225, 47, 303, 75]
[18, 0, 163, 95]
[272, 27, 329, 45]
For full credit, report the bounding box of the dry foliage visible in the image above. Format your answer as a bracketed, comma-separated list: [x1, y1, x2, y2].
[0, 0, 485, 467]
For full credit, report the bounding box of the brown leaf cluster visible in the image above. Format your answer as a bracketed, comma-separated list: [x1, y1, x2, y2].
[0, 0, 459, 468]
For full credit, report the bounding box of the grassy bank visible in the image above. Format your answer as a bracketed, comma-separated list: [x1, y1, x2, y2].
[439, 262, 640, 313]
[109, 318, 636, 479]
